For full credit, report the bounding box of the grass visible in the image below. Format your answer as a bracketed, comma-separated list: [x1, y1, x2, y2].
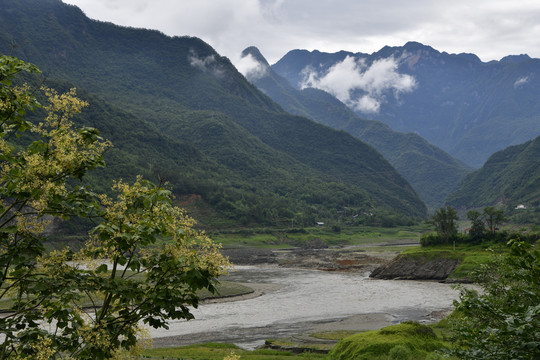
[142, 342, 327, 359]
[211, 224, 427, 249]
[141, 322, 458, 360]
[328, 322, 451, 360]
[310, 331, 361, 341]
[264, 338, 334, 353]
[399, 241, 509, 280]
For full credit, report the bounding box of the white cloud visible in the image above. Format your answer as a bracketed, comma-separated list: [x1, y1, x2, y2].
[357, 95, 382, 113]
[237, 53, 268, 80]
[514, 76, 529, 88]
[300, 56, 416, 113]
[188, 51, 225, 78]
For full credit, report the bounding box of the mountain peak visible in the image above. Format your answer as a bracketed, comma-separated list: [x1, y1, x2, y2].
[403, 41, 432, 51]
[242, 46, 270, 67]
[373, 41, 438, 59]
[499, 54, 531, 63]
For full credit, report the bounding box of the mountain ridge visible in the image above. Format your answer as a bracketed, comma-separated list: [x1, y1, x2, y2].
[272, 42, 540, 167]
[242, 46, 471, 209]
[0, 0, 427, 226]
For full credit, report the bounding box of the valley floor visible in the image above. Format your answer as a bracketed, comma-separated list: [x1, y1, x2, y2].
[151, 240, 457, 350]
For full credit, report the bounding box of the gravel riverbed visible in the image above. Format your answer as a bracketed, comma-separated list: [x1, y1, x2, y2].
[150, 248, 458, 350]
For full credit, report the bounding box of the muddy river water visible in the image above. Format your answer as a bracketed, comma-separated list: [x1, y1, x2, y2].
[150, 265, 460, 349]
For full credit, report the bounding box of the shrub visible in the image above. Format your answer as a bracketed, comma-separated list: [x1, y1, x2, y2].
[388, 345, 411, 359]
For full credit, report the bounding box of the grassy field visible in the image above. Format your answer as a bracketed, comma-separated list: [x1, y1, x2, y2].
[210, 224, 429, 249]
[142, 342, 327, 359]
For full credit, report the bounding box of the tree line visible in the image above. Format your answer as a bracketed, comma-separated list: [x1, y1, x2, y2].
[421, 205, 538, 246]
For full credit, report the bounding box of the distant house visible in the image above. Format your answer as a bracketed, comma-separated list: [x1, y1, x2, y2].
[515, 204, 527, 210]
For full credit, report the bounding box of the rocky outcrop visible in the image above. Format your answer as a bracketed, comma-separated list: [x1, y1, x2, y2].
[369, 254, 461, 281]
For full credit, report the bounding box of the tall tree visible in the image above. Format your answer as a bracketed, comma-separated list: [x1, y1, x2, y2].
[466, 209, 485, 241]
[429, 206, 458, 243]
[483, 206, 505, 235]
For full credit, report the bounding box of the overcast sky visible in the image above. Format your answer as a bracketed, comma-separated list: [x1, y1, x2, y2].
[62, 0, 540, 66]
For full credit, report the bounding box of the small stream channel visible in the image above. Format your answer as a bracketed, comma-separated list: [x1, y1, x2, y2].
[150, 265, 460, 350]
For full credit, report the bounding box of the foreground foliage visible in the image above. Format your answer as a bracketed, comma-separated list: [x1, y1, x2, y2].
[0, 55, 229, 359]
[449, 240, 540, 359]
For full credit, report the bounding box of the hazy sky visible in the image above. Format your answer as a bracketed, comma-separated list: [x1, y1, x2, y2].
[62, 0, 540, 65]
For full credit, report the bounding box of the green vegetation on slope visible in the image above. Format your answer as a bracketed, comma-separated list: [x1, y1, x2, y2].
[0, 0, 427, 228]
[447, 134, 540, 215]
[242, 47, 471, 209]
[329, 322, 448, 360]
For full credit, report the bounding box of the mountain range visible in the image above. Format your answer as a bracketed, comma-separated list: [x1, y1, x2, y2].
[272, 42, 540, 168]
[3, 0, 538, 226]
[0, 0, 427, 228]
[241, 46, 471, 209]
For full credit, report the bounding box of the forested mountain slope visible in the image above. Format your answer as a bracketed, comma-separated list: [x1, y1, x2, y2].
[242, 46, 471, 209]
[272, 42, 540, 167]
[0, 0, 427, 226]
[447, 134, 540, 211]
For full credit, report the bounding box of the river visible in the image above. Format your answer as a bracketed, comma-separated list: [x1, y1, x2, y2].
[149, 265, 460, 349]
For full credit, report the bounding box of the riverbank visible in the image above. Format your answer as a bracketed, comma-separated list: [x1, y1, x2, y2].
[220, 240, 405, 273]
[149, 263, 459, 350]
[149, 239, 466, 352]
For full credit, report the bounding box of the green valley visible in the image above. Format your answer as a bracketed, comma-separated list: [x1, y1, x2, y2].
[0, 0, 426, 231]
[241, 46, 471, 209]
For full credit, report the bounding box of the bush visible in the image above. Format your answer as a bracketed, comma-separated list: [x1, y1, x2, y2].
[420, 232, 467, 247]
[420, 232, 440, 247]
[388, 345, 411, 359]
[449, 240, 540, 359]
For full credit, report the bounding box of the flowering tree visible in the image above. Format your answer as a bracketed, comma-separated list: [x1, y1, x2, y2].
[0, 55, 229, 359]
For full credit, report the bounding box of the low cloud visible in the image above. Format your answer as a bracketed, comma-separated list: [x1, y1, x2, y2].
[514, 76, 529, 88]
[300, 55, 416, 113]
[237, 53, 268, 81]
[188, 50, 225, 78]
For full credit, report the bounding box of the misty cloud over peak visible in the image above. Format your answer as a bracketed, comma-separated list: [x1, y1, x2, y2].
[237, 53, 269, 81]
[188, 50, 225, 78]
[300, 55, 416, 113]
